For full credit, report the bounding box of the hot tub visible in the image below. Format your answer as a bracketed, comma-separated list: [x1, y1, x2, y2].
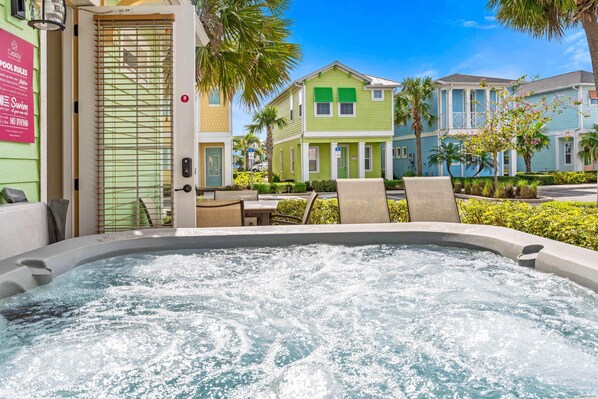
[1, 223, 597, 398]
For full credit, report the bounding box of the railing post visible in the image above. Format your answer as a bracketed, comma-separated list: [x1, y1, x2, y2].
[448, 88, 453, 129]
[465, 88, 472, 129]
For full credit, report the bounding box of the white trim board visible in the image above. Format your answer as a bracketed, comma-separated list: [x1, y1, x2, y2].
[304, 131, 393, 138]
[274, 133, 303, 146]
[392, 132, 438, 141]
[197, 132, 233, 143]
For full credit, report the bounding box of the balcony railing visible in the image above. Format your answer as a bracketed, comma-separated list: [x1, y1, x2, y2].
[437, 111, 490, 130]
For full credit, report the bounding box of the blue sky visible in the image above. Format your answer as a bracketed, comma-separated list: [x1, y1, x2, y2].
[232, 0, 592, 137]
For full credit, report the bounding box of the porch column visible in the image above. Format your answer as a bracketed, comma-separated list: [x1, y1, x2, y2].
[510, 149, 517, 176]
[573, 132, 582, 171]
[447, 88, 453, 129]
[465, 88, 472, 129]
[385, 141, 393, 180]
[485, 88, 491, 111]
[301, 142, 310, 182]
[224, 140, 233, 186]
[330, 142, 338, 180]
[358, 142, 366, 178]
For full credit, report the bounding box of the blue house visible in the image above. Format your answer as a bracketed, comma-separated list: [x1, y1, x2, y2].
[392, 71, 598, 179]
[392, 74, 515, 178]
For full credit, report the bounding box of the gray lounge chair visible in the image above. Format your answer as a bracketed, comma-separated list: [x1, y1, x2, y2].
[214, 190, 258, 201]
[196, 200, 245, 227]
[336, 178, 390, 224]
[271, 191, 319, 225]
[403, 177, 460, 223]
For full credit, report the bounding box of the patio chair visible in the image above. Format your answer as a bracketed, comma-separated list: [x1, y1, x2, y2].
[214, 190, 258, 201]
[270, 191, 319, 225]
[139, 197, 162, 227]
[196, 200, 245, 227]
[403, 177, 461, 223]
[336, 178, 390, 224]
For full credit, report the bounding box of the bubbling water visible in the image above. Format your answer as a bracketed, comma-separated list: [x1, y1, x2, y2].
[0, 244, 597, 399]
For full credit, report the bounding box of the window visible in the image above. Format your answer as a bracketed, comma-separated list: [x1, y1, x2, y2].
[589, 90, 598, 106]
[290, 94, 294, 121]
[280, 149, 284, 171]
[565, 142, 572, 165]
[338, 88, 356, 117]
[290, 148, 295, 173]
[365, 145, 372, 171]
[339, 102, 355, 116]
[314, 87, 333, 117]
[298, 89, 303, 117]
[393, 147, 400, 159]
[372, 89, 384, 101]
[504, 152, 510, 165]
[316, 102, 331, 116]
[309, 146, 319, 172]
[208, 89, 220, 106]
[401, 146, 407, 158]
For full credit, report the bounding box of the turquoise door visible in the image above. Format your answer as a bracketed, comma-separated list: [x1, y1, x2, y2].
[337, 146, 348, 178]
[206, 147, 223, 187]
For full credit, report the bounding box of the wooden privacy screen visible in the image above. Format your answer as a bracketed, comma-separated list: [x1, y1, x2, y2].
[94, 14, 174, 232]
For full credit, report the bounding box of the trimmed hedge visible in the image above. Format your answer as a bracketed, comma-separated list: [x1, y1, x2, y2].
[453, 171, 597, 187]
[277, 198, 598, 250]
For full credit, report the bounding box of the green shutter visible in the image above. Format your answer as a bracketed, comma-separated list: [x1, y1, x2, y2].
[338, 88, 356, 103]
[314, 87, 333, 103]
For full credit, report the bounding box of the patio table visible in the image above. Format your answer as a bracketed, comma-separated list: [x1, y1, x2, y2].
[243, 200, 279, 226]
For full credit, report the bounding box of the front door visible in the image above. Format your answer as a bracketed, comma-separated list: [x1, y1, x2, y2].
[206, 148, 223, 187]
[337, 146, 348, 178]
[77, 6, 196, 235]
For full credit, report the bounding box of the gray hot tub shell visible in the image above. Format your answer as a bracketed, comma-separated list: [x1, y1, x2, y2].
[1, 223, 598, 300]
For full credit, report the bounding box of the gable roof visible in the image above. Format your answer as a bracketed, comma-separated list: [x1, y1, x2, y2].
[517, 70, 594, 94]
[267, 61, 400, 106]
[436, 73, 516, 85]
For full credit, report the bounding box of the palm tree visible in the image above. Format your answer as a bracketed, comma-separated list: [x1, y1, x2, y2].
[516, 121, 550, 173]
[467, 152, 495, 177]
[427, 142, 465, 178]
[195, 0, 302, 109]
[233, 133, 263, 171]
[395, 77, 438, 176]
[577, 125, 598, 206]
[487, 0, 598, 89]
[246, 107, 288, 182]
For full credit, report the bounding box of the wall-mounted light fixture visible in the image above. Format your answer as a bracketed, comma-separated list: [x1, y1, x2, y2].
[28, 0, 66, 31]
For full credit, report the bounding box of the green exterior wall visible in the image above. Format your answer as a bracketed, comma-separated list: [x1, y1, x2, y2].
[271, 88, 302, 142]
[304, 68, 393, 132]
[273, 138, 301, 181]
[0, 0, 41, 203]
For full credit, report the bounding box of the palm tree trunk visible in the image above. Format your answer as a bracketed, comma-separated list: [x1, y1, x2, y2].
[266, 127, 274, 182]
[581, 15, 598, 93]
[245, 152, 249, 171]
[524, 155, 532, 173]
[415, 131, 423, 176]
[492, 152, 499, 191]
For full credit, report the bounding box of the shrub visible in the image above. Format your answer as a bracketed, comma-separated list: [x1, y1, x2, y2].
[464, 182, 472, 195]
[453, 181, 462, 194]
[482, 181, 494, 198]
[310, 180, 337, 192]
[384, 179, 404, 190]
[277, 198, 598, 250]
[233, 172, 267, 188]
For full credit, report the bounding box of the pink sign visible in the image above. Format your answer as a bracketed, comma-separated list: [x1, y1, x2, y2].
[0, 29, 34, 143]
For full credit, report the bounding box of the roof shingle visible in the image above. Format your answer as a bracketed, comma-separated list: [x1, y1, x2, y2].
[517, 70, 594, 94]
[436, 73, 516, 84]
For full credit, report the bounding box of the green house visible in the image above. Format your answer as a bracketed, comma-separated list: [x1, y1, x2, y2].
[269, 61, 400, 182]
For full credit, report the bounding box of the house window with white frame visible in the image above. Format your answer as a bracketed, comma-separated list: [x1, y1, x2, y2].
[401, 146, 407, 158]
[372, 89, 384, 101]
[365, 145, 372, 171]
[309, 146, 319, 172]
[589, 90, 598, 106]
[208, 89, 220, 106]
[564, 142, 572, 165]
[298, 89, 303, 117]
[290, 148, 295, 173]
[290, 94, 294, 121]
[338, 88, 356, 117]
[314, 87, 333, 116]
[280, 149, 284, 171]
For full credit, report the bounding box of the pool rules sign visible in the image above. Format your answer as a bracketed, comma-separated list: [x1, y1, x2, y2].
[0, 29, 34, 143]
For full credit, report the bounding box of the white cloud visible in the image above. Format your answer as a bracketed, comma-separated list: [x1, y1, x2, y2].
[460, 19, 498, 30]
[484, 16, 496, 21]
[562, 30, 591, 70]
[416, 69, 438, 78]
